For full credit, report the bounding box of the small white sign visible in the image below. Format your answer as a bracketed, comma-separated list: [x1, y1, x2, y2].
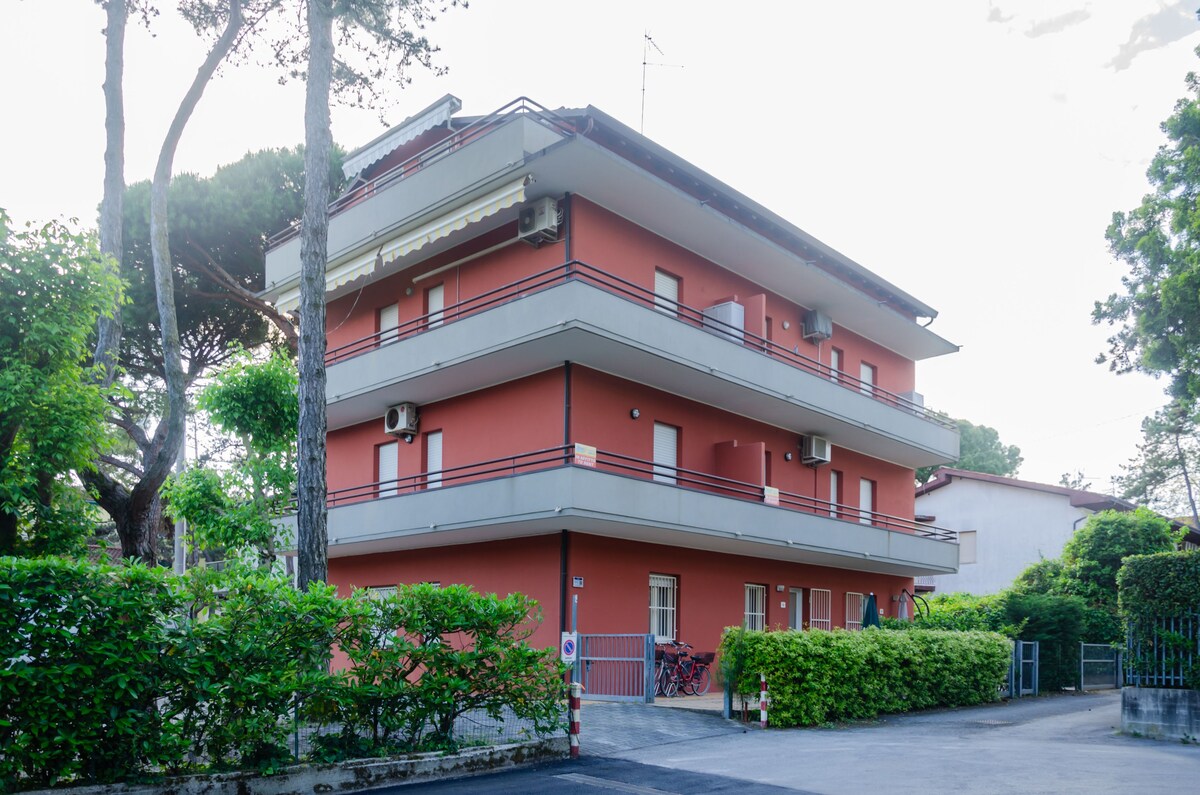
[561, 632, 579, 664]
[573, 576, 584, 588]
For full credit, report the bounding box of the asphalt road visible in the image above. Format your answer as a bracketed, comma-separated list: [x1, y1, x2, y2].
[370, 690, 1200, 794]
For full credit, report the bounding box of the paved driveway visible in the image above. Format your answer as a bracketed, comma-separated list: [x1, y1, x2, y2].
[609, 690, 1200, 794]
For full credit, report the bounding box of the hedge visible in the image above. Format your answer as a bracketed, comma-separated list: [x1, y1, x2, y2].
[719, 627, 1010, 727]
[0, 557, 565, 790]
[1118, 550, 1200, 622]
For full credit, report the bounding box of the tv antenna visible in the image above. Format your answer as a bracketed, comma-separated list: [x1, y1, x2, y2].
[641, 32, 683, 134]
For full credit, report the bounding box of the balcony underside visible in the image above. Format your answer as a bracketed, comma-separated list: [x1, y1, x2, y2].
[284, 466, 957, 576]
[326, 281, 958, 468]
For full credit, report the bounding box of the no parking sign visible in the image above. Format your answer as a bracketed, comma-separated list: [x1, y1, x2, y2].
[561, 631, 578, 664]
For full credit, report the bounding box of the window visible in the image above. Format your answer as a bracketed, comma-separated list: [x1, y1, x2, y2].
[653, 422, 679, 484]
[859, 362, 876, 396]
[788, 588, 804, 630]
[830, 347, 843, 382]
[829, 470, 842, 518]
[744, 584, 766, 631]
[377, 441, 398, 497]
[845, 592, 864, 631]
[809, 588, 832, 630]
[859, 478, 875, 525]
[426, 283, 444, 328]
[653, 269, 680, 315]
[365, 585, 397, 600]
[959, 530, 978, 564]
[378, 302, 399, 343]
[425, 430, 443, 489]
[649, 574, 677, 642]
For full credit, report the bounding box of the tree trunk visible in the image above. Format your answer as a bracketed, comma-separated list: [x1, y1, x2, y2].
[1172, 429, 1200, 531]
[93, 0, 126, 389]
[296, 0, 334, 590]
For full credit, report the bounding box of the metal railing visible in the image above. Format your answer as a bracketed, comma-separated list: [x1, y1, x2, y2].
[323, 259, 955, 430]
[1080, 643, 1123, 690]
[266, 97, 577, 250]
[317, 443, 957, 543]
[1126, 613, 1199, 689]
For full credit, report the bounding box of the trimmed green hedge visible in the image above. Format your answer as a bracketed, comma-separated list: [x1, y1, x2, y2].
[1119, 550, 1200, 621]
[719, 627, 1009, 727]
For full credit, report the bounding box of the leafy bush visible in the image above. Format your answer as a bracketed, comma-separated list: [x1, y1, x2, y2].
[718, 627, 1009, 727]
[1119, 550, 1200, 621]
[0, 557, 181, 788]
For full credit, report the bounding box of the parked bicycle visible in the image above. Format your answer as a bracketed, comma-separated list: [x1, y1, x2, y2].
[654, 640, 714, 697]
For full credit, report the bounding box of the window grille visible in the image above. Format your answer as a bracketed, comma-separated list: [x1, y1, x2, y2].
[649, 574, 677, 642]
[809, 588, 832, 630]
[845, 592, 864, 631]
[744, 584, 766, 631]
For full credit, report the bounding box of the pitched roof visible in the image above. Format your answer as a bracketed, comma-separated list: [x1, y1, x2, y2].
[915, 467, 1135, 512]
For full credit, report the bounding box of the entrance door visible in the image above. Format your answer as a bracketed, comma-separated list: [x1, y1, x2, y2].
[788, 588, 804, 630]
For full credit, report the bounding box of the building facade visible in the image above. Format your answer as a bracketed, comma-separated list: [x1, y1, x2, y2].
[264, 96, 961, 653]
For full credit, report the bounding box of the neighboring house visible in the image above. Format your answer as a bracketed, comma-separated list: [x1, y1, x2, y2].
[914, 467, 1200, 595]
[263, 95, 961, 653]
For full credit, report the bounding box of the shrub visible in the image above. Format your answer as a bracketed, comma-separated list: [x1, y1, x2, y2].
[718, 627, 1009, 727]
[1119, 550, 1200, 621]
[1002, 592, 1086, 691]
[0, 557, 181, 788]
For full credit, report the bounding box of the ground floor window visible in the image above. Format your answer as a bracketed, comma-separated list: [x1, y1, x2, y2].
[649, 574, 677, 642]
[809, 588, 832, 630]
[845, 592, 864, 631]
[744, 583, 766, 631]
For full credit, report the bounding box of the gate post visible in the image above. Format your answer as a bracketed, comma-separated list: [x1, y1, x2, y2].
[643, 634, 656, 704]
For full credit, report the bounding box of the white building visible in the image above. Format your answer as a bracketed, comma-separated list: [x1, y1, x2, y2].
[914, 468, 1140, 595]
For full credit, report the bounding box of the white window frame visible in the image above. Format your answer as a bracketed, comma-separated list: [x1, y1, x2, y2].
[425, 430, 443, 490]
[829, 470, 841, 518]
[744, 584, 767, 631]
[377, 441, 398, 497]
[859, 361, 876, 396]
[378, 302, 399, 343]
[845, 592, 864, 631]
[649, 574, 677, 642]
[653, 422, 679, 485]
[426, 283, 445, 328]
[859, 478, 875, 525]
[653, 269, 680, 315]
[809, 588, 832, 630]
[830, 347, 842, 382]
[788, 588, 804, 630]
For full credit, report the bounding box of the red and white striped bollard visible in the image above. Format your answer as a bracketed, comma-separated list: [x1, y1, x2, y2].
[760, 673, 768, 729]
[569, 681, 582, 758]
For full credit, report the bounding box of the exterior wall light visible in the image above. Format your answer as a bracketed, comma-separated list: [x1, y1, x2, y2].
[402, 433, 415, 444]
[630, 408, 641, 419]
[784, 452, 793, 461]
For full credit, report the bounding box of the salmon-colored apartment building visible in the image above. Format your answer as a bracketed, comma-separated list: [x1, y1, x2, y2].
[264, 96, 961, 657]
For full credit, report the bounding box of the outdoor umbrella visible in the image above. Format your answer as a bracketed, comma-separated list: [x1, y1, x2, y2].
[898, 591, 909, 621]
[863, 592, 881, 628]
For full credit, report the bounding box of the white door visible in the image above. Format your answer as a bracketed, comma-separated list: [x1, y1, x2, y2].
[377, 441, 398, 497]
[425, 430, 443, 489]
[859, 362, 875, 396]
[830, 347, 841, 382]
[788, 588, 804, 630]
[828, 470, 840, 518]
[859, 478, 874, 525]
[654, 269, 679, 315]
[653, 422, 678, 484]
[379, 302, 399, 343]
[427, 284, 445, 328]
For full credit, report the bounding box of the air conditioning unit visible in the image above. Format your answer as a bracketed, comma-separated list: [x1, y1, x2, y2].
[801, 435, 832, 466]
[702, 301, 745, 343]
[384, 403, 419, 436]
[802, 309, 833, 342]
[518, 197, 559, 242]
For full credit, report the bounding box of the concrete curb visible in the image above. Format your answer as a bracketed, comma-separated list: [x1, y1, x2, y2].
[22, 736, 568, 794]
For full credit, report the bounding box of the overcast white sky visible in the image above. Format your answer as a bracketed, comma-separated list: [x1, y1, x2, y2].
[3, 1, 1199, 493]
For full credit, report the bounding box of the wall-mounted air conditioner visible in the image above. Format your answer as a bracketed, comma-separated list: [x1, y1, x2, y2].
[802, 309, 833, 342]
[702, 301, 745, 343]
[384, 403, 419, 436]
[801, 435, 832, 466]
[519, 197, 559, 242]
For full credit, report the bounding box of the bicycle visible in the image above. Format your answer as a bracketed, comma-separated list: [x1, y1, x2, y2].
[654, 641, 714, 697]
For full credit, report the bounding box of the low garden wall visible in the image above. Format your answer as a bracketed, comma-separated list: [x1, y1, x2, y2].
[1122, 688, 1200, 742]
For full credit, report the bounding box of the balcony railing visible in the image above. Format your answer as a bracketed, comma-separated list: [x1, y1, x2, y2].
[323, 259, 955, 430]
[318, 444, 957, 544]
[266, 97, 577, 251]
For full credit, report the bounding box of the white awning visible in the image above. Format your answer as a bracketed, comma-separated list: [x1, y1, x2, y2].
[342, 94, 463, 180]
[274, 175, 529, 313]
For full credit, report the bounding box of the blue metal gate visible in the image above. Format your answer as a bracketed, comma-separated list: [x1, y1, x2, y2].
[575, 633, 656, 703]
[1007, 640, 1039, 697]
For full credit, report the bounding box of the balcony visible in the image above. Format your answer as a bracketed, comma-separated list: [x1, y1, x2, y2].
[322, 261, 959, 468]
[285, 445, 957, 576]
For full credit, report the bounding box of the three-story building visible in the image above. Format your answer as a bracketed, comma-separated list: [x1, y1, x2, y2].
[263, 95, 961, 653]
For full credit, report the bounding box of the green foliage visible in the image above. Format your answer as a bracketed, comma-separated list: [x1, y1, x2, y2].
[907, 592, 1023, 636]
[1095, 54, 1200, 402]
[1116, 400, 1200, 524]
[308, 584, 567, 754]
[0, 212, 122, 556]
[0, 557, 180, 788]
[718, 628, 1010, 727]
[916, 419, 1022, 485]
[162, 350, 297, 565]
[1059, 508, 1179, 606]
[1012, 558, 1066, 595]
[0, 559, 563, 788]
[1119, 550, 1200, 621]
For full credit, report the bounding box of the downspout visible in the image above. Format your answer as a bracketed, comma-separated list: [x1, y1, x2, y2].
[560, 362, 572, 634]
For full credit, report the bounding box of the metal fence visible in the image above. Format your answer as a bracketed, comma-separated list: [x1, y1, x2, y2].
[574, 633, 656, 703]
[1126, 613, 1199, 689]
[1006, 640, 1039, 698]
[1080, 643, 1123, 690]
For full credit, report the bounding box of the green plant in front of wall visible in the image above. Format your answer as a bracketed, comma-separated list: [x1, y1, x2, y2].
[1118, 550, 1200, 689]
[718, 627, 1009, 728]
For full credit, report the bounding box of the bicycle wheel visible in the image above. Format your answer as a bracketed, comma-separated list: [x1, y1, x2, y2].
[687, 665, 711, 696]
[653, 664, 667, 697]
[662, 671, 679, 698]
